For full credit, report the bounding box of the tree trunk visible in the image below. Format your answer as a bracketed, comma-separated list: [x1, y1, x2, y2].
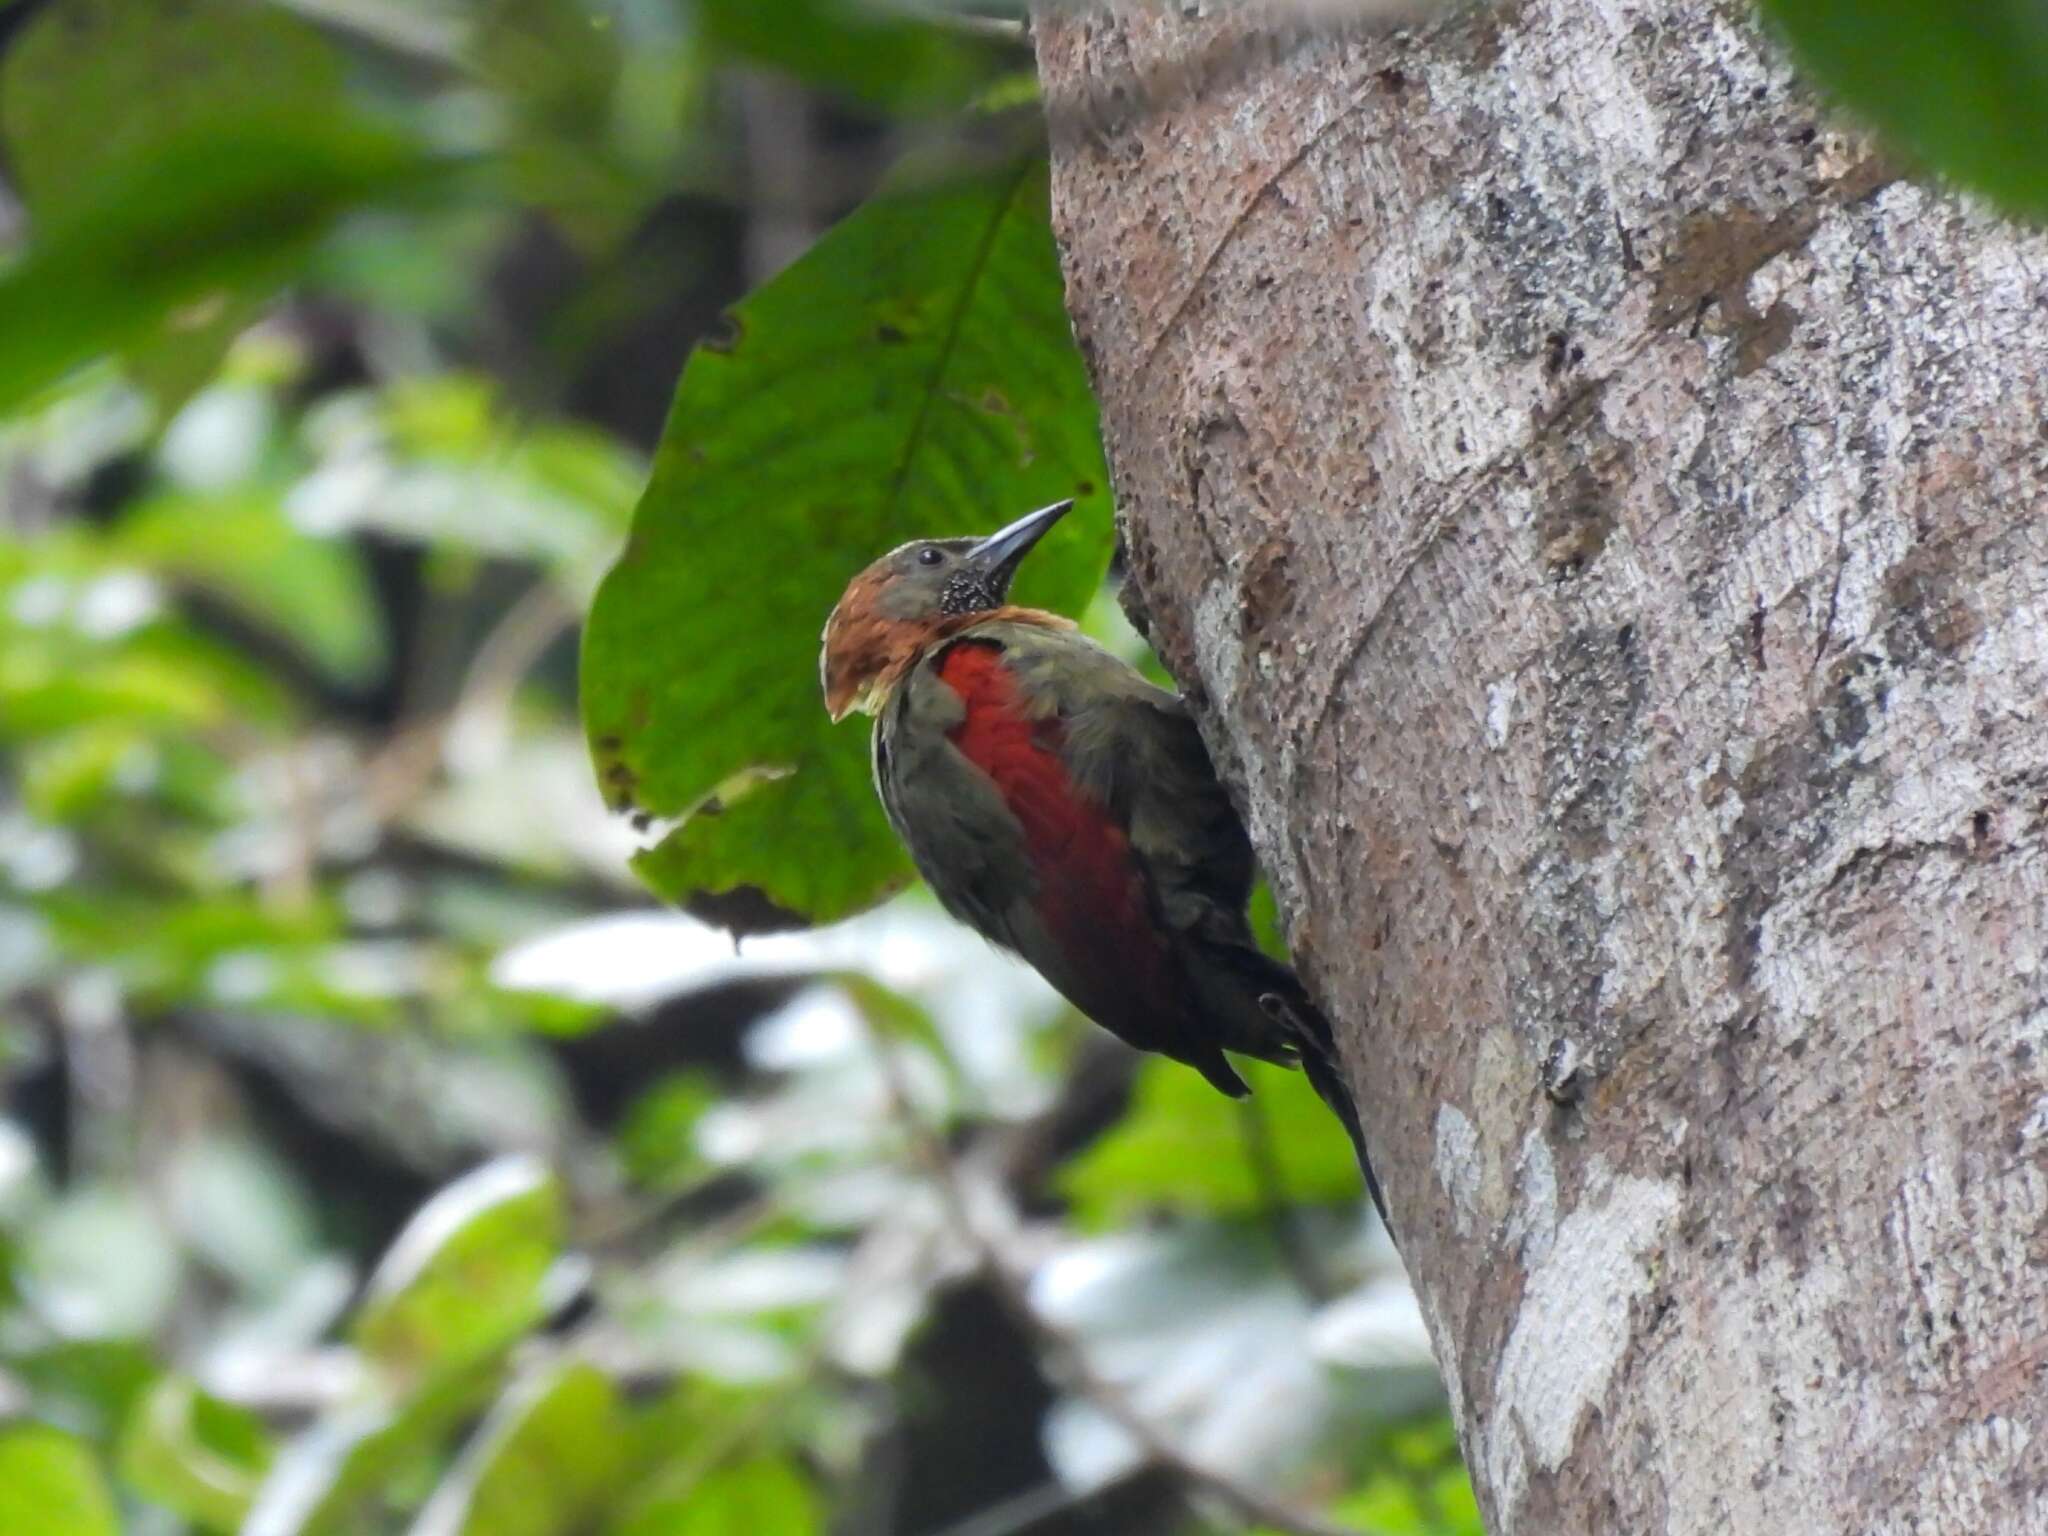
[1033, 4, 2048, 1532]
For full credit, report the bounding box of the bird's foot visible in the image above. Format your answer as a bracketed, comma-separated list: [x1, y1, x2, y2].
[1258, 991, 1330, 1063]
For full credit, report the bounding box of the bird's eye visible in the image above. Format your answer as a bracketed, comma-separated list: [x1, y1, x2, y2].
[916, 547, 944, 567]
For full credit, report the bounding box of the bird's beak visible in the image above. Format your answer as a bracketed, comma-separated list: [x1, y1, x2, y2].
[964, 499, 1073, 596]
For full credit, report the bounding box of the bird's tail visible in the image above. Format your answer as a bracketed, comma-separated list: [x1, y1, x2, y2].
[1298, 1039, 1390, 1233]
[1189, 937, 1390, 1232]
[1237, 964, 1390, 1235]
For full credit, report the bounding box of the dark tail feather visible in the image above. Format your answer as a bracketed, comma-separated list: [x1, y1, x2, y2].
[1195, 940, 1391, 1235]
[1300, 1046, 1390, 1234]
[1255, 983, 1393, 1239]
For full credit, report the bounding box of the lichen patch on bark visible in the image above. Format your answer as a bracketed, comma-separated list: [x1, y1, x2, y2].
[1483, 1162, 1679, 1520]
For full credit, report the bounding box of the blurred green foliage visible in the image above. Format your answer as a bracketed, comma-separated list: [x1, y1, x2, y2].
[0, 0, 435, 415]
[1063, 1059, 1364, 1228]
[350, 1158, 563, 1381]
[699, 0, 1004, 112]
[0, 4, 1466, 1536]
[0, 1421, 124, 1536]
[1761, 0, 2048, 220]
[416, 1360, 628, 1536]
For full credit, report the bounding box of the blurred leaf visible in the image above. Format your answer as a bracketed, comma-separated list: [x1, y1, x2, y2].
[16, 1185, 180, 1339]
[477, 0, 619, 130]
[1, 639, 218, 736]
[1760, 0, 2048, 219]
[611, 1452, 819, 1536]
[310, 203, 514, 321]
[0, 1424, 120, 1536]
[6, 1341, 159, 1446]
[0, 0, 351, 405]
[381, 373, 508, 458]
[115, 493, 385, 685]
[1255, 1419, 1482, 1536]
[1313, 1423, 1485, 1536]
[35, 890, 340, 1008]
[407, 733, 635, 889]
[1388, 1415, 1462, 1471]
[1427, 1464, 1485, 1535]
[413, 1360, 627, 1536]
[0, 116, 435, 416]
[1062, 1057, 1362, 1225]
[266, 0, 467, 61]
[118, 1375, 274, 1532]
[1247, 879, 1288, 959]
[697, 0, 1010, 112]
[1, 0, 343, 222]
[476, 0, 650, 243]
[0, 592, 291, 741]
[1330, 1473, 1428, 1536]
[835, 971, 965, 1098]
[582, 155, 1110, 922]
[617, 1073, 718, 1189]
[17, 722, 155, 822]
[292, 377, 638, 575]
[973, 68, 1046, 116]
[1311, 1277, 1435, 1375]
[669, 1245, 845, 1319]
[620, 1376, 774, 1474]
[353, 1157, 564, 1381]
[244, 1364, 503, 1536]
[168, 1135, 322, 1294]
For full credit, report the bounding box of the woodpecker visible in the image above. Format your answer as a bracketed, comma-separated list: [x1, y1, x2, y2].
[821, 499, 1382, 1221]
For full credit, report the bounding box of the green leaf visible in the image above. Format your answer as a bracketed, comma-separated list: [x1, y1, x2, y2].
[0, 0, 353, 406]
[1331, 1473, 1428, 1536]
[582, 155, 1110, 923]
[114, 493, 385, 685]
[1, 641, 220, 736]
[476, 0, 647, 244]
[0, 553, 293, 739]
[352, 1157, 564, 1382]
[295, 375, 638, 575]
[1427, 1464, 1485, 1535]
[610, 1453, 819, 1536]
[118, 1374, 274, 1532]
[1760, 0, 2048, 219]
[0, 1425, 121, 1536]
[34, 889, 340, 1008]
[1, 0, 344, 224]
[0, 115, 435, 416]
[18, 721, 154, 821]
[414, 1361, 628, 1536]
[1310, 1419, 1485, 1536]
[696, 0, 1010, 113]
[1061, 1057, 1364, 1226]
[244, 1364, 503, 1536]
[617, 1073, 718, 1189]
[477, 0, 619, 133]
[5, 1341, 159, 1446]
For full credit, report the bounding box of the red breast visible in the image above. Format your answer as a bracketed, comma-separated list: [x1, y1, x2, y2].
[935, 640, 1184, 1030]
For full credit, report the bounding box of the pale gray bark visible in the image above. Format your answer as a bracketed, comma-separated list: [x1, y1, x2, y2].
[1034, 4, 2048, 1533]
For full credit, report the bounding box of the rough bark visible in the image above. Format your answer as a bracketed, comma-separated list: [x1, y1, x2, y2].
[1033, 4, 2048, 1533]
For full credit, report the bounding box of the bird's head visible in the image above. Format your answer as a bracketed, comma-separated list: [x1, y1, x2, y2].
[821, 498, 1073, 721]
